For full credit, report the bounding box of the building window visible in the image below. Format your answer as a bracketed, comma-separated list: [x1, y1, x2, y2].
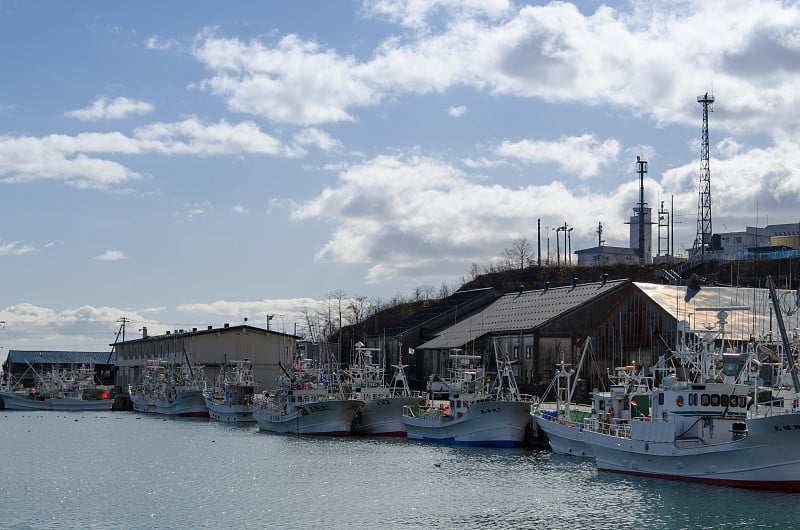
[513, 346, 519, 359]
[525, 345, 532, 359]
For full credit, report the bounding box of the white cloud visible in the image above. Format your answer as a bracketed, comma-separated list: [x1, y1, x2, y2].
[0, 240, 36, 256]
[232, 204, 246, 214]
[95, 250, 127, 261]
[448, 105, 467, 117]
[189, 1, 800, 143]
[194, 33, 378, 125]
[293, 127, 343, 152]
[175, 201, 212, 223]
[360, 0, 513, 30]
[293, 151, 648, 282]
[0, 117, 298, 190]
[66, 96, 154, 121]
[145, 35, 179, 50]
[495, 134, 621, 179]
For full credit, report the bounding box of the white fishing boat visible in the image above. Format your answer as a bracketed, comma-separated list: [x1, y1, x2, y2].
[532, 341, 652, 458]
[129, 358, 208, 417]
[0, 364, 113, 411]
[254, 352, 363, 435]
[128, 361, 160, 413]
[205, 359, 257, 423]
[402, 345, 537, 447]
[347, 344, 426, 437]
[152, 361, 208, 417]
[578, 277, 800, 491]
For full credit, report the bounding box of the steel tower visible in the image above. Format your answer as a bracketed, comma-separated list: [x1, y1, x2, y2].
[693, 92, 714, 259]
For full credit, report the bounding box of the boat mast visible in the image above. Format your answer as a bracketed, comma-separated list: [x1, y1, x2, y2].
[766, 276, 800, 394]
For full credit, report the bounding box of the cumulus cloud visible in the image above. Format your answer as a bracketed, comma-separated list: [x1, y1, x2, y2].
[293, 127, 343, 152]
[292, 151, 649, 282]
[0, 117, 296, 190]
[495, 134, 621, 179]
[231, 204, 246, 214]
[189, 1, 800, 141]
[66, 96, 155, 121]
[0, 303, 159, 350]
[176, 297, 324, 334]
[95, 249, 127, 261]
[360, 0, 513, 30]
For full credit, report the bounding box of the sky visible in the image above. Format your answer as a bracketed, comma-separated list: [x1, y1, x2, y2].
[2, 0, 800, 354]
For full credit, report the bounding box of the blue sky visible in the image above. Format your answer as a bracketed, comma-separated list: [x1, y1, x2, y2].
[1, 0, 799, 353]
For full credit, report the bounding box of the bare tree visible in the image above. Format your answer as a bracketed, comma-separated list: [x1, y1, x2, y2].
[346, 295, 371, 327]
[503, 236, 534, 271]
[468, 261, 482, 280]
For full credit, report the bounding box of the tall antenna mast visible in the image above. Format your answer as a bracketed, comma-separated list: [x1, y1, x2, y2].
[693, 92, 714, 260]
[636, 156, 648, 262]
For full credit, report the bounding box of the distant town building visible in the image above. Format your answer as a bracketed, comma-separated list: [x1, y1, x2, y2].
[2, 350, 113, 388]
[575, 246, 639, 266]
[113, 323, 298, 393]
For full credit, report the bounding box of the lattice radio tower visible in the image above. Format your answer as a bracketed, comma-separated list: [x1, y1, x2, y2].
[693, 92, 714, 259]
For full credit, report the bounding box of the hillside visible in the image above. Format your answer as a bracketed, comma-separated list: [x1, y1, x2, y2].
[336, 258, 799, 345]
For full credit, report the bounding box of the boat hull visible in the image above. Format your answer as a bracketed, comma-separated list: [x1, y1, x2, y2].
[354, 395, 426, 436]
[585, 413, 800, 491]
[154, 390, 209, 417]
[533, 413, 594, 458]
[403, 401, 531, 447]
[206, 397, 256, 423]
[0, 391, 112, 411]
[129, 391, 156, 413]
[255, 399, 362, 435]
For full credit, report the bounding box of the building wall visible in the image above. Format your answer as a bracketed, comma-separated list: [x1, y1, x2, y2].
[628, 208, 653, 264]
[718, 230, 771, 258]
[415, 283, 677, 399]
[576, 248, 639, 267]
[771, 235, 800, 248]
[114, 326, 296, 392]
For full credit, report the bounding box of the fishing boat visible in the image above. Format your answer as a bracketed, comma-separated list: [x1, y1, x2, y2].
[129, 357, 208, 417]
[532, 341, 653, 458]
[346, 344, 426, 437]
[402, 344, 537, 447]
[253, 352, 363, 435]
[152, 361, 208, 417]
[0, 364, 113, 411]
[578, 277, 800, 491]
[205, 359, 256, 422]
[128, 361, 161, 413]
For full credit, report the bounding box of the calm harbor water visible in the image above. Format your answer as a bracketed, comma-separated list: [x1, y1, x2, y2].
[1, 411, 799, 529]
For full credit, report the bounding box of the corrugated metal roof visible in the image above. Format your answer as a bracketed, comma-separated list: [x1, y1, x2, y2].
[634, 282, 800, 341]
[419, 279, 628, 349]
[8, 350, 111, 365]
[382, 287, 498, 337]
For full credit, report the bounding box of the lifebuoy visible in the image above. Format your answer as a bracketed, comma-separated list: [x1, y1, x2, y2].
[676, 395, 684, 407]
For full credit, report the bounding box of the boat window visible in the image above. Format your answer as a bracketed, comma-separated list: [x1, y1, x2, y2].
[710, 394, 720, 407]
[720, 394, 728, 407]
[730, 395, 739, 407]
[688, 393, 694, 406]
[701, 394, 710, 406]
[658, 393, 664, 406]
